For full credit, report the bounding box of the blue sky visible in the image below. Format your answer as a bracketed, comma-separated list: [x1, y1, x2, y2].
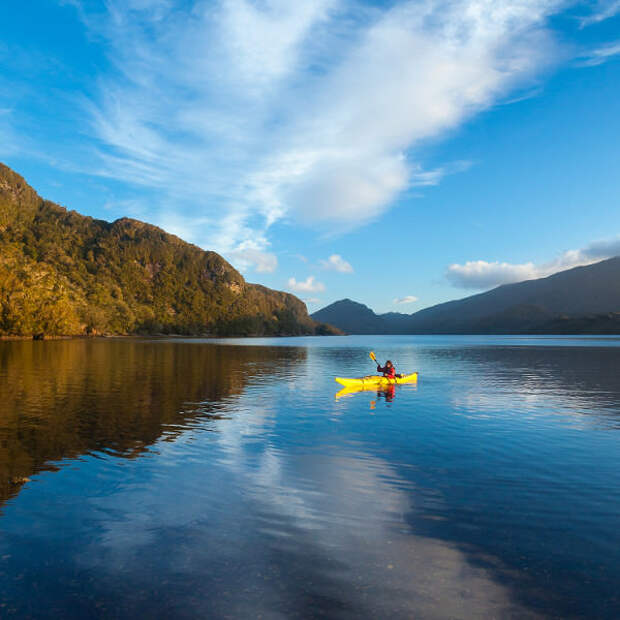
[1, 0, 619, 314]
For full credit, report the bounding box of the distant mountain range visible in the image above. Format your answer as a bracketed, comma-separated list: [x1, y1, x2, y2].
[312, 257, 620, 334]
[0, 163, 337, 338]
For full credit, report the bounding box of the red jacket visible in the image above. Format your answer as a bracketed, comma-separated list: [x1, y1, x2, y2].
[377, 364, 395, 378]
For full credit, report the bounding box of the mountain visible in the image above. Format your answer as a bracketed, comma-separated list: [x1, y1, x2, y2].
[407, 257, 620, 333]
[312, 257, 620, 334]
[0, 163, 337, 337]
[310, 299, 387, 334]
[310, 299, 410, 334]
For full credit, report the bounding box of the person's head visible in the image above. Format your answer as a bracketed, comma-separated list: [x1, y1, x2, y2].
[386, 360, 393, 368]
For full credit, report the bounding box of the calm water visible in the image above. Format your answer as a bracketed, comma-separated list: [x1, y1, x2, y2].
[1, 335, 619, 618]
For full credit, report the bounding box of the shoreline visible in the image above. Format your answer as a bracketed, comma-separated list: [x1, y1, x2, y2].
[0, 332, 344, 341]
[2, 332, 620, 342]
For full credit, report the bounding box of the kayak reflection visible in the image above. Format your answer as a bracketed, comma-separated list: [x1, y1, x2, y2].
[335, 382, 399, 404]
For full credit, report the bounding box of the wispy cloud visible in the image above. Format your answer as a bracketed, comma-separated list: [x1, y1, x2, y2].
[319, 254, 353, 273]
[393, 295, 418, 304]
[447, 235, 620, 289]
[287, 276, 325, 293]
[71, 0, 566, 260]
[227, 247, 278, 274]
[578, 0, 620, 27]
[0, 108, 19, 156]
[577, 41, 620, 67]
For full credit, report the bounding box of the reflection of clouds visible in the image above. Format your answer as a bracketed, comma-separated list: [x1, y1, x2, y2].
[416, 343, 620, 430]
[241, 450, 540, 619]
[452, 386, 551, 416]
[446, 359, 620, 429]
[75, 377, 540, 618]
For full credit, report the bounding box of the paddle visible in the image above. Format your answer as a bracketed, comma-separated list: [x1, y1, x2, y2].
[370, 351, 402, 379]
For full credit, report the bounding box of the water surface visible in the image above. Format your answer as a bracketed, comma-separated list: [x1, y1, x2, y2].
[1, 335, 619, 618]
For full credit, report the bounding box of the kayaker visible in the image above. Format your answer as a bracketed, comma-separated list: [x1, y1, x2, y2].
[377, 360, 396, 378]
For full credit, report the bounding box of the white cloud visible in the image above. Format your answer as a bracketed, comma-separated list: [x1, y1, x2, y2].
[578, 41, 620, 67]
[447, 235, 620, 289]
[227, 248, 278, 274]
[447, 260, 539, 289]
[152, 211, 213, 245]
[579, 0, 620, 27]
[319, 254, 353, 273]
[576, 236, 620, 259]
[287, 276, 325, 293]
[72, 0, 568, 252]
[393, 295, 418, 304]
[255, 1, 563, 225]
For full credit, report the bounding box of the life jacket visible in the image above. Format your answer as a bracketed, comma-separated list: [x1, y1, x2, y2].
[380, 365, 396, 378]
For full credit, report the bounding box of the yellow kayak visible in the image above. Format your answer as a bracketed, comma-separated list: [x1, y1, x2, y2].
[335, 385, 379, 399]
[334, 372, 418, 388]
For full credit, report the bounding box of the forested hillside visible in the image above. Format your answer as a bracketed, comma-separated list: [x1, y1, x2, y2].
[0, 163, 335, 337]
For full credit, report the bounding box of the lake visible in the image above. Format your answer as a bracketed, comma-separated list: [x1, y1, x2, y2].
[1, 335, 619, 618]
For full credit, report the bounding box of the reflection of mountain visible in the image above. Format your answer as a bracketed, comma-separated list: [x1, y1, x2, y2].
[0, 340, 306, 508]
[312, 258, 620, 334]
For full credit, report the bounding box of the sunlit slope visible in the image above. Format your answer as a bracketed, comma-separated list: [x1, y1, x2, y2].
[0, 163, 335, 337]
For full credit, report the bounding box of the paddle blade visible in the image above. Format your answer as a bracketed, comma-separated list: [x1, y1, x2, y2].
[369, 351, 376, 363]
